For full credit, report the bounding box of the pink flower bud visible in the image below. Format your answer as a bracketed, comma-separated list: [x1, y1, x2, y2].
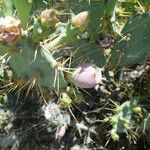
[55, 125, 66, 139]
[72, 64, 102, 88]
[0, 16, 22, 44]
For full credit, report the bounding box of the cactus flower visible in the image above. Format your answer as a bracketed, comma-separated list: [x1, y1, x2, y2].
[71, 11, 89, 32]
[72, 63, 103, 89]
[40, 9, 59, 28]
[0, 16, 22, 44]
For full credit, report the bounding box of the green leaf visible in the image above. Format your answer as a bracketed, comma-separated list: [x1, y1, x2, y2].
[2, 0, 13, 16]
[13, 0, 32, 29]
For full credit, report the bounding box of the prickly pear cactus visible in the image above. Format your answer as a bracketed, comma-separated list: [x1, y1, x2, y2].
[0, 0, 150, 148]
[0, 2, 87, 90]
[104, 97, 150, 141]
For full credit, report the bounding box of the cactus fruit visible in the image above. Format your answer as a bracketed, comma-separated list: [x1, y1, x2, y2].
[40, 9, 59, 28]
[71, 11, 90, 32]
[71, 64, 103, 89]
[0, 16, 22, 44]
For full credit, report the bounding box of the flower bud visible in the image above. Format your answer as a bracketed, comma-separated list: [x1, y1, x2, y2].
[113, 106, 121, 113]
[55, 125, 66, 139]
[121, 118, 130, 124]
[0, 16, 22, 45]
[40, 9, 59, 28]
[71, 11, 90, 32]
[72, 63, 103, 89]
[109, 117, 118, 124]
[59, 93, 72, 108]
[111, 129, 119, 141]
[133, 106, 142, 114]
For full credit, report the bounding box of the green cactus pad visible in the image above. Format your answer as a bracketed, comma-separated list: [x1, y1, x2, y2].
[0, 40, 66, 90]
[110, 13, 150, 67]
[138, 113, 150, 132]
[30, 19, 54, 43]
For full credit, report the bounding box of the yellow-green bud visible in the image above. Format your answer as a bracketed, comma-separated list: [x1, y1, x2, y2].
[121, 118, 130, 124]
[103, 118, 109, 122]
[112, 133, 119, 141]
[133, 106, 142, 114]
[59, 93, 72, 108]
[113, 106, 121, 113]
[111, 129, 119, 141]
[109, 117, 118, 124]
